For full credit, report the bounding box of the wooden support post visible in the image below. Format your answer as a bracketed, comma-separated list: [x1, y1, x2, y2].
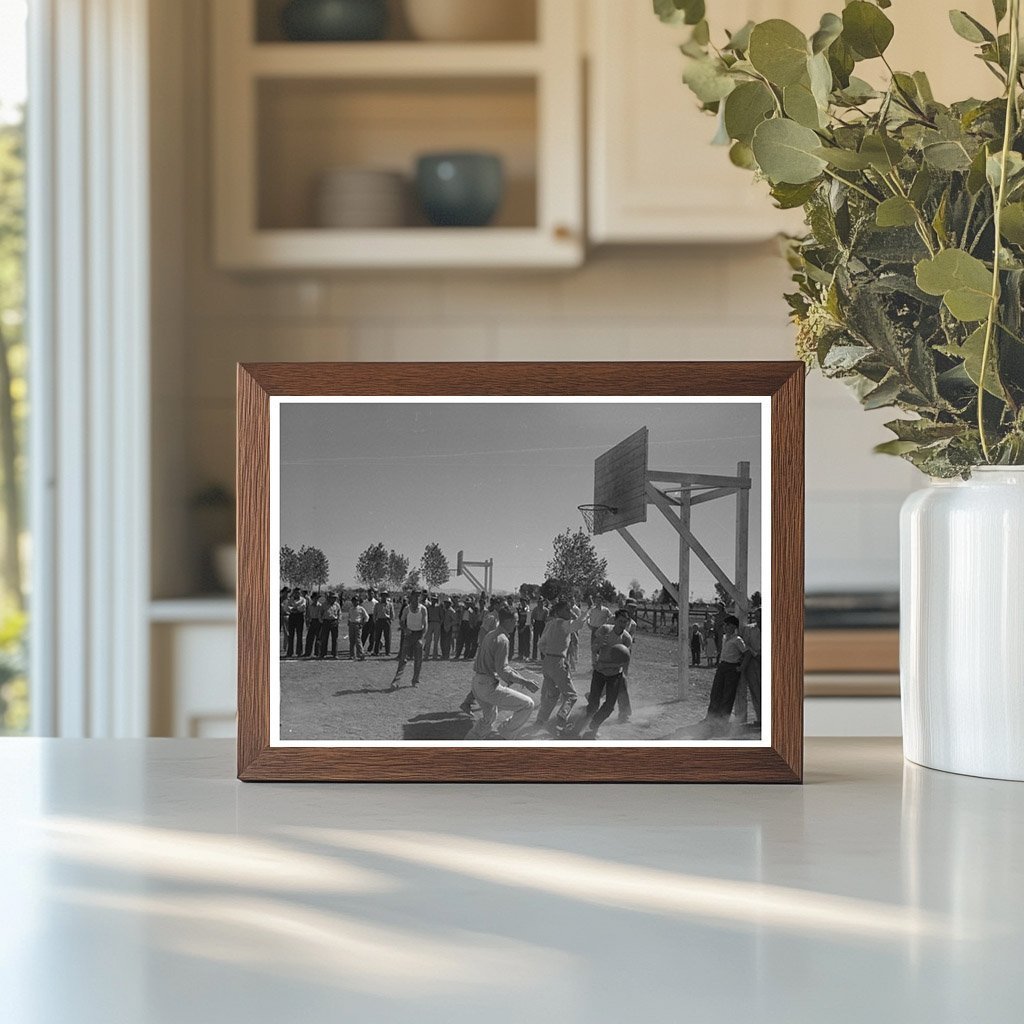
[678, 491, 691, 698]
[735, 462, 750, 618]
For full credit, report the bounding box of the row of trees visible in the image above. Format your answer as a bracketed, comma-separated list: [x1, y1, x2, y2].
[280, 545, 330, 591]
[282, 529, 761, 608]
[354, 541, 451, 593]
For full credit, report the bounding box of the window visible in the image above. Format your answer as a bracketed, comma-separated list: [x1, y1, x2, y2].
[0, 0, 28, 734]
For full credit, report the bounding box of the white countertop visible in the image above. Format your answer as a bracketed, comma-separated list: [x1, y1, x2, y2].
[1, 738, 1019, 1023]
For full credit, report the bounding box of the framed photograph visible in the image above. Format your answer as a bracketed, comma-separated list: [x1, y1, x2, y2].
[237, 362, 804, 782]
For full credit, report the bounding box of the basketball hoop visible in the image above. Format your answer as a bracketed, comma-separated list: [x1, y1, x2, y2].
[578, 503, 617, 535]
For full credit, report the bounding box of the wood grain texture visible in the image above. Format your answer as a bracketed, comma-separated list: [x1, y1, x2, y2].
[236, 361, 805, 783]
[805, 630, 899, 674]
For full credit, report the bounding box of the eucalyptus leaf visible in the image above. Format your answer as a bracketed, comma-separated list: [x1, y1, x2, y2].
[814, 146, 872, 170]
[842, 1, 895, 59]
[861, 133, 904, 173]
[967, 144, 992, 193]
[724, 20, 755, 53]
[940, 326, 1006, 398]
[876, 197, 919, 228]
[1000, 203, 1024, 245]
[862, 375, 903, 409]
[986, 150, 1024, 191]
[784, 80, 825, 129]
[808, 52, 833, 109]
[653, 0, 705, 26]
[810, 13, 843, 54]
[913, 71, 935, 104]
[827, 35, 856, 89]
[748, 20, 809, 86]
[923, 140, 973, 171]
[874, 439, 922, 455]
[770, 180, 820, 209]
[915, 250, 994, 322]
[724, 81, 775, 144]
[752, 118, 828, 184]
[683, 57, 736, 104]
[948, 10, 994, 44]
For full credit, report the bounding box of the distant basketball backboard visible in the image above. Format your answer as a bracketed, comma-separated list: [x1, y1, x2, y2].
[593, 427, 649, 534]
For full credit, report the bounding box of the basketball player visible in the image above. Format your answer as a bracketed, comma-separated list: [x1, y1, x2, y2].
[581, 643, 632, 740]
[533, 599, 588, 736]
[465, 608, 540, 740]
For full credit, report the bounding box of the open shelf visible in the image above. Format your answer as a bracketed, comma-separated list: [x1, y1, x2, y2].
[257, 76, 538, 232]
[249, 42, 544, 77]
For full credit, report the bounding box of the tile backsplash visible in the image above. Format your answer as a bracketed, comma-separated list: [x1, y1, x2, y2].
[179, 247, 917, 594]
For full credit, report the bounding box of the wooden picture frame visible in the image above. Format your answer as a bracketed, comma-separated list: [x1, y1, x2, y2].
[237, 362, 804, 782]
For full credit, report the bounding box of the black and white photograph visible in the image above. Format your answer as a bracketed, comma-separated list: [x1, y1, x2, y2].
[270, 397, 769, 746]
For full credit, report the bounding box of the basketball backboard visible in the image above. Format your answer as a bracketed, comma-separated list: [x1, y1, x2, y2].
[592, 427, 649, 534]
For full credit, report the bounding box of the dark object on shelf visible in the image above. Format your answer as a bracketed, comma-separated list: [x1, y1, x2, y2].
[415, 152, 505, 227]
[805, 591, 900, 630]
[280, 0, 388, 42]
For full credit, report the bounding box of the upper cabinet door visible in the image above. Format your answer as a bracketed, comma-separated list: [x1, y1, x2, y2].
[588, 0, 810, 244]
[588, 0, 996, 245]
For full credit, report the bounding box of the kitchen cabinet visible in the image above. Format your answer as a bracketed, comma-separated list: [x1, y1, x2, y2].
[587, 0, 813, 243]
[586, 0, 999, 244]
[211, 0, 583, 269]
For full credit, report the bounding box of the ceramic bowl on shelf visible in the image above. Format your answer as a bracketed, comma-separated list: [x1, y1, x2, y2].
[415, 152, 504, 227]
[315, 167, 408, 229]
[281, 0, 389, 42]
[403, 0, 534, 42]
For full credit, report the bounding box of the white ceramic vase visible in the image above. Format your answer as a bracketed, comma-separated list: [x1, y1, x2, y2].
[900, 467, 1024, 781]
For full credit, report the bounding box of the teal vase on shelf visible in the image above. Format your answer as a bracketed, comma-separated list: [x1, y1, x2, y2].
[280, 0, 388, 42]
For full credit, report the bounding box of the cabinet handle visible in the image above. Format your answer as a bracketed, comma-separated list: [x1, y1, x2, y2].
[553, 224, 575, 241]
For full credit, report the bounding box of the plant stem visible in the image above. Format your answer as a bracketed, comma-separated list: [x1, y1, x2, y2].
[822, 168, 880, 205]
[979, 0, 1021, 462]
[884, 171, 939, 254]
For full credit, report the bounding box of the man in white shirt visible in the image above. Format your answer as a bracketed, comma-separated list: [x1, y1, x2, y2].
[347, 595, 367, 661]
[466, 608, 540, 740]
[372, 592, 394, 657]
[284, 589, 306, 659]
[362, 590, 378, 653]
[704, 615, 749, 726]
[735, 610, 762, 726]
[390, 591, 427, 689]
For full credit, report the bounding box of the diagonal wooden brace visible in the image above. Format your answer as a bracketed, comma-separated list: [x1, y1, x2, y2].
[646, 483, 745, 609]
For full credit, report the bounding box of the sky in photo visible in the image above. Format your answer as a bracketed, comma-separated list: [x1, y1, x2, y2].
[279, 400, 763, 599]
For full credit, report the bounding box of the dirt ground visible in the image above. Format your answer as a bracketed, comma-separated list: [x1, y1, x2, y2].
[279, 632, 760, 742]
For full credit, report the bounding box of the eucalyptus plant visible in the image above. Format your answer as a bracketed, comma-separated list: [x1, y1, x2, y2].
[657, 0, 1024, 476]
